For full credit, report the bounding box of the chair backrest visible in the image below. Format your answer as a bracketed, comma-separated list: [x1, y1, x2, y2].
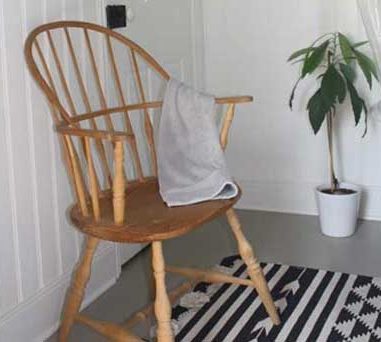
[25, 21, 173, 222]
[25, 21, 241, 225]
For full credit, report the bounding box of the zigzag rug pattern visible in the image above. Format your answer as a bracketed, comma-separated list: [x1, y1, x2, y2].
[172, 256, 381, 342]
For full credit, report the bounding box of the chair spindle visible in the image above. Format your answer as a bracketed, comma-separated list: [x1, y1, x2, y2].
[46, 30, 77, 116]
[84, 137, 101, 221]
[130, 49, 158, 176]
[83, 28, 114, 132]
[64, 135, 89, 217]
[113, 141, 125, 224]
[220, 104, 236, 150]
[64, 27, 113, 187]
[106, 35, 144, 181]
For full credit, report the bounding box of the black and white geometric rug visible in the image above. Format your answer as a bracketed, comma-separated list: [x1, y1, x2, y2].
[172, 255, 381, 342]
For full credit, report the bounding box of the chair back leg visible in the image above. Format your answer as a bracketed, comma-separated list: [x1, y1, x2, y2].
[59, 236, 100, 341]
[226, 209, 281, 325]
[152, 241, 174, 341]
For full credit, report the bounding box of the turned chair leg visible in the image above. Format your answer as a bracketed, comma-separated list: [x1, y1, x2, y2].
[152, 241, 174, 342]
[226, 209, 281, 325]
[59, 236, 100, 341]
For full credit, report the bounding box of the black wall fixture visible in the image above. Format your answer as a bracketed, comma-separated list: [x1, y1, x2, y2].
[106, 5, 127, 29]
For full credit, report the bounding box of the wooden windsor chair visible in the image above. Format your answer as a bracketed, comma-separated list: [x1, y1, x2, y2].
[24, 21, 280, 342]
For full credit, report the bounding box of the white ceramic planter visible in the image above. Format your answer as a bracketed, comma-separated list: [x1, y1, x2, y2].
[315, 183, 361, 237]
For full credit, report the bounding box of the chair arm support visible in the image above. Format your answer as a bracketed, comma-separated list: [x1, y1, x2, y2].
[69, 96, 253, 124]
[215, 96, 253, 105]
[56, 124, 133, 142]
[69, 101, 163, 124]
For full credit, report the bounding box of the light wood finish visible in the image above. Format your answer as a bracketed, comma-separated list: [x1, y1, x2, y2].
[130, 49, 158, 176]
[57, 125, 132, 141]
[70, 179, 240, 243]
[64, 135, 89, 217]
[64, 27, 113, 187]
[113, 141, 125, 224]
[75, 314, 142, 342]
[34, 39, 61, 123]
[220, 103, 236, 149]
[84, 138, 100, 221]
[83, 28, 114, 131]
[46, 29, 77, 116]
[59, 237, 99, 341]
[152, 241, 174, 341]
[68, 101, 164, 124]
[124, 279, 197, 329]
[61, 134, 80, 203]
[226, 208, 281, 325]
[25, 20, 276, 341]
[67, 96, 253, 124]
[166, 265, 255, 287]
[106, 35, 144, 181]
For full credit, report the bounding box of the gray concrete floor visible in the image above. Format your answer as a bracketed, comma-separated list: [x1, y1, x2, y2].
[47, 210, 381, 341]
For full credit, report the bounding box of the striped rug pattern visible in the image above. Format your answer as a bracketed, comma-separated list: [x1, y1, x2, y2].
[172, 255, 381, 342]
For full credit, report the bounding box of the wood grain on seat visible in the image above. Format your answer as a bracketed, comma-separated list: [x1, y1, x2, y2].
[71, 179, 241, 243]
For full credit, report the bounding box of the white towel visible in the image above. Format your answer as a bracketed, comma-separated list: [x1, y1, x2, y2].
[157, 79, 238, 207]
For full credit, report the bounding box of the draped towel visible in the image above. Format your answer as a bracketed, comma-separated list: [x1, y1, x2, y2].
[157, 79, 238, 207]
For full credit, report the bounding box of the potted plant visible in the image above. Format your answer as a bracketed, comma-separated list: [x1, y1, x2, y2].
[288, 32, 378, 237]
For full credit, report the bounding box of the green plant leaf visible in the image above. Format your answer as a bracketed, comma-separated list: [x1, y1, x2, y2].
[361, 99, 368, 137]
[288, 47, 316, 62]
[339, 33, 354, 64]
[302, 40, 329, 78]
[321, 65, 346, 104]
[342, 66, 366, 126]
[353, 49, 379, 88]
[291, 57, 306, 65]
[307, 89, 330, 134]
[352, 40, 368, 49]
[339, 63, 355, 83]
[289, 77, 302, 110]
[359, 50, 379, 79]
[346, 79, 363, 125]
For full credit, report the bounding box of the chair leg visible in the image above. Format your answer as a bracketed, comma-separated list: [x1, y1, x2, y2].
[149, 245, 157, 300]
[226, 209, 281, 325]
[151, 241, 174, 342]
[59, 236, 100, 341]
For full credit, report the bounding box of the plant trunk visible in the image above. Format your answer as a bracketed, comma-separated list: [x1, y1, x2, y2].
[327, 109, 338, 192]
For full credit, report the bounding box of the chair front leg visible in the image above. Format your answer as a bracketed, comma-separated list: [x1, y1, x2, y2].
[59, 236, 100, 341]
[226, 209, 280, 325]
[152, 241, 174, 342]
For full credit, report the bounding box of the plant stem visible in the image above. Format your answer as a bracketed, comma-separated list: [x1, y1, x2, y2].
[332, 32, 338, 64]
[326, 43, 339, 193]
[327, 109, 338, 192]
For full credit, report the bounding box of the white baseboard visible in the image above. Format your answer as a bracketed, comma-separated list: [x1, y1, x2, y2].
[236, 179, 381, 221]
[0, 245, 118, 342]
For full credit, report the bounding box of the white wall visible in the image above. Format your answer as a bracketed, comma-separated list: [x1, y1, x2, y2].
[125, 0, 204, 90]
[0, 1, 120, 341]
[0, 0, 202, 340]
[203, 0, 381, 220]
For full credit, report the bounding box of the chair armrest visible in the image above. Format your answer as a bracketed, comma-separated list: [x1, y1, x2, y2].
[218, 96, 252, 149]
[56, 124, 132, 142]
[215, 96, 253, 105]
[68, 97, 253, 125]
[69, 101, 163, 124]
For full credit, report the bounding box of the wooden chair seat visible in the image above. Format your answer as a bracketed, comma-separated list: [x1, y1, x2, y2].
[71, 179, 241, 243]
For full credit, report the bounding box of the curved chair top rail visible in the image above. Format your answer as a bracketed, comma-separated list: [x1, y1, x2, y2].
[24, 20, 170, 124]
